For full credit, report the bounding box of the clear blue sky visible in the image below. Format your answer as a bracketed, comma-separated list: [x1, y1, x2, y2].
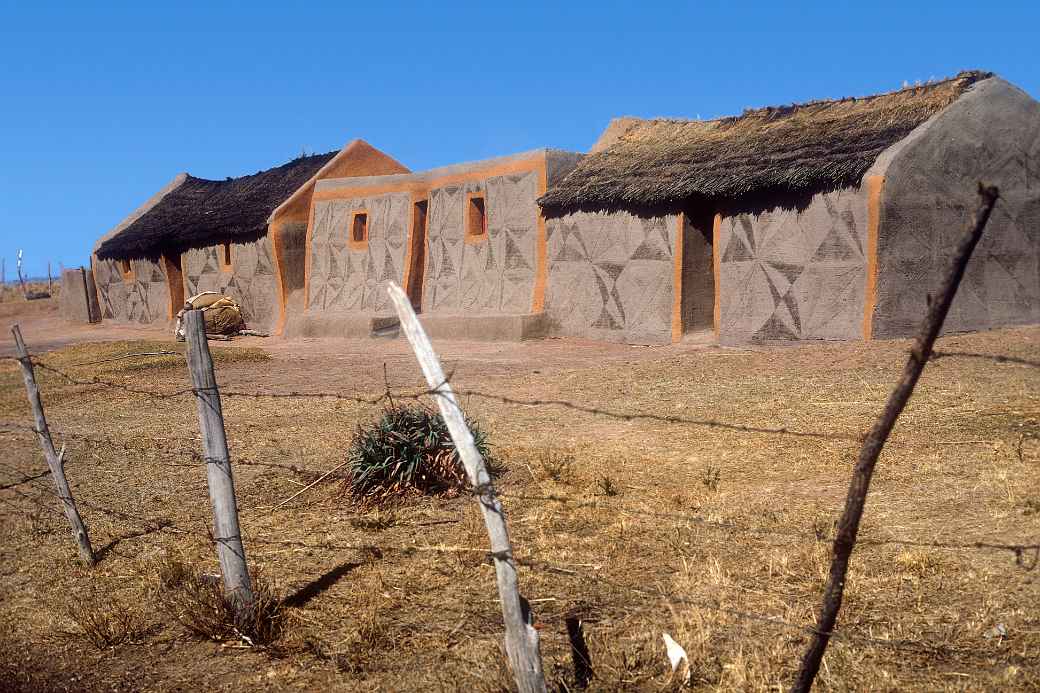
[1, 1, 1038, 278]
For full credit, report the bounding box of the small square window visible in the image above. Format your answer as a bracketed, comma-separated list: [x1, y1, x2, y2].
[349, 211, 369, 248]
[466, 194, 487, 240]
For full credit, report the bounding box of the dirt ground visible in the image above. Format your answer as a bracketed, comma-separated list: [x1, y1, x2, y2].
[1, 299, 1038, 691]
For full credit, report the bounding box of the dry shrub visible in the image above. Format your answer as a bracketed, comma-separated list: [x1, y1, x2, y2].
[61, 592, 144, 650]
[536, 448, 576, 484]
[153, 551, 285, 646]
[345, 403, 495, 503]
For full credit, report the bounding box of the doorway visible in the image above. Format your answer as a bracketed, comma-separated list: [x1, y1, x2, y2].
[681, 208, 716, 334]
[407, 199, 428, 311]
[163, 252, 185, 319]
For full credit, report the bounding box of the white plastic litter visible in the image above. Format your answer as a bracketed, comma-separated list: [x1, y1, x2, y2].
[662, 632, 689, 681]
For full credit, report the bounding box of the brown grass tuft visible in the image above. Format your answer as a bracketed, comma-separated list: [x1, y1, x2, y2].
[60, 592, 145, 650]
[153, 551, 286, 646]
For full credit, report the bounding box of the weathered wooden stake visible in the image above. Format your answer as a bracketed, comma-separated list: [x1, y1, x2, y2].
[183, 309, 255, 618]
[566, 616, 593, 688]
[386, 282, 546, 693]
[790, 184, 1000, 693]
[11, 325, 95, 565]
[47, 262, 52, 292]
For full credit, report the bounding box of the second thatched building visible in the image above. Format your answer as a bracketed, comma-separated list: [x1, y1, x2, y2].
[539, 71, 1040, 344]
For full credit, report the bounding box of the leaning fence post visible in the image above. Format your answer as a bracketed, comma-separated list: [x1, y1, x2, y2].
[386, 282, 546, 693]
[790, 184, 1000, 693]
[11, 324, 96, 566]
[183, 309, 255, 619]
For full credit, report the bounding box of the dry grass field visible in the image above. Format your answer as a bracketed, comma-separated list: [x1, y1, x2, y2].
[0, 311, 1038, 691]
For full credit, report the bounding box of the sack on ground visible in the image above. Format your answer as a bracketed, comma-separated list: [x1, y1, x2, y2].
[174, 292, 247, 340]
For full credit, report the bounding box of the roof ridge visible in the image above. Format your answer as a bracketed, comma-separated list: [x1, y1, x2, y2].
[617, 70, 993, 128]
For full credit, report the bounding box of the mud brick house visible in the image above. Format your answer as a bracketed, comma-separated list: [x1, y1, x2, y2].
[91, 140, 407, 332]
[539, 71, 1040, 344]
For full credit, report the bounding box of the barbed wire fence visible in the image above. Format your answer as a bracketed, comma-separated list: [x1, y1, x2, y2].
[2, 185, 1038, 690]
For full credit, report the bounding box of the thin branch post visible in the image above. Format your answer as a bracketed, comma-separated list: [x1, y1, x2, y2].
[790, 184, 1000, 693]
[47, 262, 52, 292]
[16, 249, 26, 297]
[11, 324, 95, 565]
[386, 281, 547, 693]
[183, 309, 255, 619]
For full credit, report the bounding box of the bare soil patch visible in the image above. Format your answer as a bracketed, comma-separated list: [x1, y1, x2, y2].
[1, 301, 1038, 691]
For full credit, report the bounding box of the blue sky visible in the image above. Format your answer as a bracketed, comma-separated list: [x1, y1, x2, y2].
[1, 1, 1038, 278]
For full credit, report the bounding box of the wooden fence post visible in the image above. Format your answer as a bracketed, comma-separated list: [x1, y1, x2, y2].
[386, 282, 546, 693]
[11, 325, 96, 565]
[183, 309, 255, 618]
[790, 184, 1000, 693]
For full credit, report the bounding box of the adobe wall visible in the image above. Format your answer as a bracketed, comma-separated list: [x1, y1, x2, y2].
[93, 257, 172, 324]
[715, 187, 869, 344]
[423, 170, 540, 315]
[544, 210, 679, 344]
[59, 267, 101, 323]
[182, 235, 280, 333]
[307, 192, 411, 315]
[870, 78, 1040, 337]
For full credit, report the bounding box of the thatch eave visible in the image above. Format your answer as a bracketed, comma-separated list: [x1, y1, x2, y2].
[540, 71, 993, 215]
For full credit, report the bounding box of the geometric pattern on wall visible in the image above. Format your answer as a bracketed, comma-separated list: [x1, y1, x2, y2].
[545, 210, 677, 343]
[424, 171, 539, 315]
[307, 193, 409, 314]
[874, 95, 1040, 338]
[718, 187, 868, 343]
[93, 257, 169, 324]
[184, 235, 278, 332]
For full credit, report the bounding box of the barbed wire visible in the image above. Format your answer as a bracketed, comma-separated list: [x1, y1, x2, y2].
[24, 357, 860, 441]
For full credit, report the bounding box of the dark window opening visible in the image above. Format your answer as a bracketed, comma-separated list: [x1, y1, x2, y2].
[467, 195, 487, 238]
[119, 259, 132, 276]
[352, 212, 369, 244]
[222, 243, 232, 268]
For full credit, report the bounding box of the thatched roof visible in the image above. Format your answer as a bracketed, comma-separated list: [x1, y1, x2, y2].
[539, 71, 993, 212]
[96, 152, 336, 260]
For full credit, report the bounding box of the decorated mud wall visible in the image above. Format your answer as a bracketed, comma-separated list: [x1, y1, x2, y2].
[93, 257, 172, 324]
[545, 210, 680, 344]
[423, 171, 540, 315]
[182, 236, 279, 333]
[307, 192, 411, 314]
[870, 77, 1040, 338]
[715, 187, 869, 344]
[59, 267, 101, 323]
[300, 150, 582, 338]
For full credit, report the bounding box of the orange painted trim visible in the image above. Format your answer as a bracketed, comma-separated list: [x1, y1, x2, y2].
[463, 192, 488, 245]
[532, 160, 549, 313]
[862, 176, 885, 340]
[303, 196, 318, 310]
[671, 213, 685, 343]
[712, 213, 722, 339]
[311, 156, 543, 203]
[270, 221, 289, 335]
[347, 210, 370, 251]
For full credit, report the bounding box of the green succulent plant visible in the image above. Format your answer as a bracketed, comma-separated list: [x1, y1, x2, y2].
[346, 403, 495, 502]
